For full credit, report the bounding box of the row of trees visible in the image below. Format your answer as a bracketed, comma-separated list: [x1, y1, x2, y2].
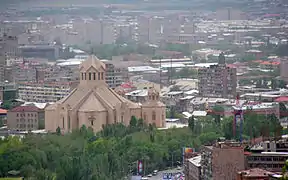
[0, 113, 283, 179]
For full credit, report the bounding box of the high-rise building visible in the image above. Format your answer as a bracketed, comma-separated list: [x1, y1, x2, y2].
[0, 34, 18, 83]
[280, 57, 288, 83]
[198, 53, 237, 98]
[201, 141, 245, 180]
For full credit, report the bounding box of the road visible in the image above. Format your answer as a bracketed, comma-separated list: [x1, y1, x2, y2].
[146, 168, 184, 180]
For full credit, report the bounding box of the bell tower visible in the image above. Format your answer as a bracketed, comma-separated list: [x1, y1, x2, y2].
[147, 87, 160, 101]
[79, 55, 106, 87]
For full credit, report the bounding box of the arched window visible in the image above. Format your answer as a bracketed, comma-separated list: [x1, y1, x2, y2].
[89, 72, 91, 80]
[152, 95, 155, 100]
[93, 72, 96, 80]
[81, 73, 84, 80]
[98, 72, 101, 80]
[152, 111, 156, 121]
[84, 73, 87, 80]
[62, 117, 65, 128]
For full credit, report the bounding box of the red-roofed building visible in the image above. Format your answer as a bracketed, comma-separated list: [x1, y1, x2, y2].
[7, 105, 43, 131]
[274, 96, 288, 102]
[260, 61, 280, 70]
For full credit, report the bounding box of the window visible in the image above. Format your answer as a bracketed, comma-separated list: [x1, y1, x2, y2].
[152, 111, 156, 121]
[62, 117, 65, 128]
[89, 72, 91, 80]
[28, 119, 30, 123]
[91, 120, 94, 126]
[17, 113, 19, 117]
[98, 72, 100, 80]
[17, 119, 19, 122]
[82, 73, 84, 80]
[101, 72, 104, 80]
[84, 73, 86, 80]
[68, 116, 71, 129]
[31, 124, 33, 128]
[121, 113, 124, 123]
[28, 113, 30, 117]
[93, 72, 96, 80]
[35, 119, 37, 123]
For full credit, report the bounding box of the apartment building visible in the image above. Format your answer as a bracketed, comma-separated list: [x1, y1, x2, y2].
[7, 106, 42, 131]
[280, 57, 288, 83]
[245, 136, 288, 172]
[246, 152, 288, 172]
[104, 60, 123, 89]
[0, 34, 19, 83]
[0, 82, 18, 102]
[186, 155, 201, 180]
[198, 53, 237, 98]
[200, 141, 245, 180]
[18, 82, 71, 103]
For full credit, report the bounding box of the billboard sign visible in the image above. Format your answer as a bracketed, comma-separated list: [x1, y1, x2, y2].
[182, 147, 195, 164]
[234, 110, 243, 124]
[137, 160, 143, 175]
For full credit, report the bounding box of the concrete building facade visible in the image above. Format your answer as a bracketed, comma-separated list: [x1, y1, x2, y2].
[201, 142, 245, 180]
[0, 34, 19, 83]
[7, 106, 42, 131]
[45, 55, 166, 133]
[186, 155, 201, 180]
[280, 57, 288, 83]
[18, 82, 71, 103]
[198, 53, 237, 98]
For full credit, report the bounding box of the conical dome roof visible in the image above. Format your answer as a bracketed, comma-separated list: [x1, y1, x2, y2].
[79, 55, 106, 72]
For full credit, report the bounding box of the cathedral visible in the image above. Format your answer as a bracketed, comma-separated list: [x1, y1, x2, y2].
[45, 55, 166, 133]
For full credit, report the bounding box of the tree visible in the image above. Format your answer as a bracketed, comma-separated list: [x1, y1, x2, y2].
[279, 80, 287, 89]
[188, 116, 195, 132]
[212, 105, 224, 125]
[280, 102, 288, 118]
[129, 116, 137, 128]
[281, 160, 288, 180]
[56, 127, 61, 135]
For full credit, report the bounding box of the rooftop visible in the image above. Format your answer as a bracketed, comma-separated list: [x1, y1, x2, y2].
[238, 168, 275, 177]
[10, 106, 39, 112]
[188, 155, 201, 167]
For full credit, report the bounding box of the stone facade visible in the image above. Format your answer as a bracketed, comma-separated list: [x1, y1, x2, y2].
[45, 55, 166, 133]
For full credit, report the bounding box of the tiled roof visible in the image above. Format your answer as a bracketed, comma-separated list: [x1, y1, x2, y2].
[275, 96, 288, 102]
[0, 108, 7, 114]
[10, 106, 39, 112]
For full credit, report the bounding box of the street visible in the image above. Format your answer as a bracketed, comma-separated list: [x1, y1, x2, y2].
[147, 168, 184, 180]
